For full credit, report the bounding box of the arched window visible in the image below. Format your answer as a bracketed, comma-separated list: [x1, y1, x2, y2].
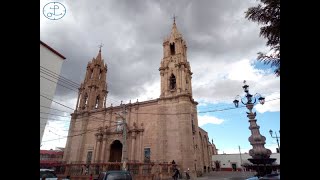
[191, 115, 195, 134]
[169, 74, 176, 90]
[170, 43, 175, 55]
[99, 70, 102, 79]
[83, 94, 88, 109]
[95, 96, 100, 109]
[90, 69, 93, 79]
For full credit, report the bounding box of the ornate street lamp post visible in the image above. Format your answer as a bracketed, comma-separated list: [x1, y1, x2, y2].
[233, 81, 276, 177]
[269, 130, 280, 153]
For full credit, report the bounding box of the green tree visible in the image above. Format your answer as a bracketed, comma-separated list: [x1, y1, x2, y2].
[245, 0, 280, 76]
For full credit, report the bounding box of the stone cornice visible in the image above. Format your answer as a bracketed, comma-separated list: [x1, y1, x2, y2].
[105, 131, 123, 135]
[128, 128, 144, 133]
[159, 93, 198, 105]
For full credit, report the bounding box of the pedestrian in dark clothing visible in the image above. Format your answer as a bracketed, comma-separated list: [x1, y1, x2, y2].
[172, 168, 180, 180]
[185, 168, 190, 180]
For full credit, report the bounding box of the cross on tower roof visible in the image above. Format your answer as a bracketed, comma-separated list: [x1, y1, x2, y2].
[98, 43, 104, 52]
[172, 14, 178, 24]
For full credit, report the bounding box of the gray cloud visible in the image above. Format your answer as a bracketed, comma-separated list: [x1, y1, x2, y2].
[40, 0, 275, 108]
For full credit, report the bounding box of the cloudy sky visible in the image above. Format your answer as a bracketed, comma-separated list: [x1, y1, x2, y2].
[40, 0, 280, 154]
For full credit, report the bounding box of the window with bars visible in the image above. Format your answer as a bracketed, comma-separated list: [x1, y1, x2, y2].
[144, 148, 151, 163]
[191, 115, 195, 134]
[86, 151, 92, 164]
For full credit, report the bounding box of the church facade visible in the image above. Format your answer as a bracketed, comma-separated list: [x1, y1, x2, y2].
[63, 21, 215, 174]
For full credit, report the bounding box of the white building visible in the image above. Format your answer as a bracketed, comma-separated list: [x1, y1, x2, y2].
[40, 40, 66, 145]
[212, 153, 280, 171]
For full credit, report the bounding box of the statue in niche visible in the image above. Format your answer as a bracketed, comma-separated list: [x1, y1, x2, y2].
[170, 74, 176, 90]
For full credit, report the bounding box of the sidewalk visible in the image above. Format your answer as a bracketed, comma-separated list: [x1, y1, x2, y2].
[162, 171, 256, 180]
[194, 171, 256, 180]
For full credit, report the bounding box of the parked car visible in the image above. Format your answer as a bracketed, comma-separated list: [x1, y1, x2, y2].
[94, 170, 133, 180]
[40, 169, 58, 180]
[259, 173, 280, 180]
[245, 176, 259, 180]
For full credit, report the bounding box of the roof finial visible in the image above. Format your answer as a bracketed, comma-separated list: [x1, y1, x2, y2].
[95, 43, 104, 61]
[172, 14, 178, 24]
[98, 43, 104, 52]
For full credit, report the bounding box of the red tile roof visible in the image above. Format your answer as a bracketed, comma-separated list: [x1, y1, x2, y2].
[40, 40, 66, 60]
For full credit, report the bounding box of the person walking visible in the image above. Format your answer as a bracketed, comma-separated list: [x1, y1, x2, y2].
[172, 168, 180, 180]
[185, 168, 190, 180]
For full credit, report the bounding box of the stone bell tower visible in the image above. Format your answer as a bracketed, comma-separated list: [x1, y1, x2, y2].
[159, 18, 193, 98]
[75, 47, 108, 111]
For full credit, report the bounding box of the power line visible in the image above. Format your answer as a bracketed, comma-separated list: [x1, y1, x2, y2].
[41, 92, 279, 118]
[40, 68, 80, 88]
[42, 123, 121, 143]
[40, 93, 127, 124]
[41, 117, 68, 121]
[48, 130, 64, 137]
[40, 94, 74, 110]
[40, 71, 80, 90]
[40, 75, 78, 92]
[197, 91, 280, 111]
[40, 111, 70, 117]
[40, 65, 122, 105]
[40, 105, 73, 113]
[44, 97, 278, 116]
[41, 98, 280, 143]
[40, 66, 80, 87]
[198, 97, 279, 113]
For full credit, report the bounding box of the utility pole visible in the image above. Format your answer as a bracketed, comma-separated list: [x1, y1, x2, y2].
[121, 104, 128, 170]
[238, 146, 243, 171]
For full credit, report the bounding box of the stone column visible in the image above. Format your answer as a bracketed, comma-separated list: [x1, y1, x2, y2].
[131, 131, 136, 161]
[104, 91, 107, 108]
[85, 66, 90, 81]
[91, 87, 98, 110]
[100, 135, 107, 162]
[165, 71, 168, 95]
[189, 74, 192, 95]
[93, 139, 98, 163]
[105, 141, 111, 162]
[140, 130, 144, 162]
[160, 70, 165, 96]
[94, 134, 102, 162]
[176, 68, 181, 92]
[93, 66, 98, 79]
[75, 92, 81, 111]
[77, 114, 89, 162]
[181, 66, 186, 91]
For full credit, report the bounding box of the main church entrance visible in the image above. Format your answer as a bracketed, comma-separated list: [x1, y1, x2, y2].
[108, 140, 123, 170]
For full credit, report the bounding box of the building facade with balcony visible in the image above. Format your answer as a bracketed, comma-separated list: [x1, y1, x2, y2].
[40, 149, 64, 169]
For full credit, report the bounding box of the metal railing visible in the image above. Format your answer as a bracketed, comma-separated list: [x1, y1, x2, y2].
[53, 162, 177, 180]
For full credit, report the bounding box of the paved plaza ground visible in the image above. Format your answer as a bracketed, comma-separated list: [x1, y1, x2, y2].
[195, 171, 257, 180]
